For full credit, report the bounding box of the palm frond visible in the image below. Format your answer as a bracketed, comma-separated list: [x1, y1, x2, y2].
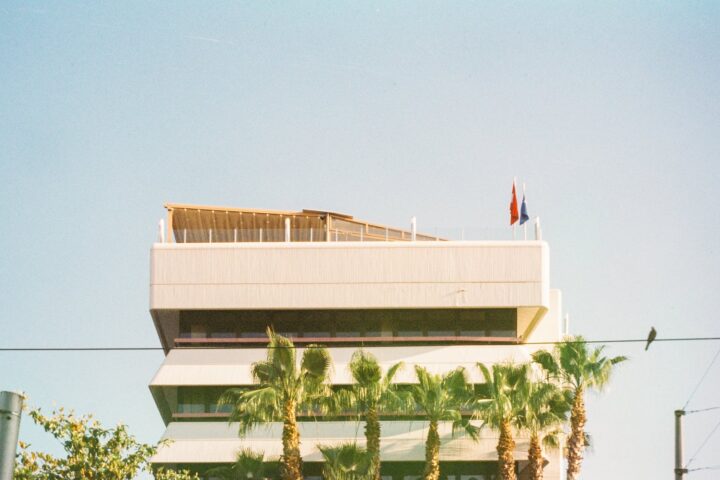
[318, 442, 372, 480]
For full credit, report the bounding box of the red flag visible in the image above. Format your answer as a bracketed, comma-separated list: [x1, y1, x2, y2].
[510, 181, 519, 225]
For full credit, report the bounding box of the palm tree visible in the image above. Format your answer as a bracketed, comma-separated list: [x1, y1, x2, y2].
[513, 378, 569, 480]
[318, 443, 372, 480]
[411, 366, 479, 480]
[474, 362, 528, 480]
[532, 337, 626, 480]
[219, 328, 332, 480]
[205, 448, 277, 479]
[344, 350, 411, 480]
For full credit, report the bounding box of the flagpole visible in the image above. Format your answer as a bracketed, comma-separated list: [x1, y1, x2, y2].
[523, 183, 527, 241]
[512, 177, 517, 240]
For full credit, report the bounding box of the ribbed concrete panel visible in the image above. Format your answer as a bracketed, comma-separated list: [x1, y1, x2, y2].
[149, 345, 545, 387]
[150, 241, 549, 310]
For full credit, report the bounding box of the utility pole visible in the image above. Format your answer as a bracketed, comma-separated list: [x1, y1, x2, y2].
[675, 409, 688, 480]
[0, 391, 23, 480]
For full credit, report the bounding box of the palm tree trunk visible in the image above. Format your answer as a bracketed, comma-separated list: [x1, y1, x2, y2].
[365, 404, 382, 480]
[527, 433, 543, 480]
[423, 420, 441, 480]
[497, 419, 517, 480]
[567, 387, 586, 480]
[281, 399, 303, 480]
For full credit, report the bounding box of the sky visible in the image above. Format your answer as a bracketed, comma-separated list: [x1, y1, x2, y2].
[1, 1, 719, 478]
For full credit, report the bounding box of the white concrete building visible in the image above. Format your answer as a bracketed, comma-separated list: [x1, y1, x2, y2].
[149, 204, 563, 479]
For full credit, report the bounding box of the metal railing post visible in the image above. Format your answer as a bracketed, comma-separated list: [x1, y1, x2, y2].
[0, 391, 23, 480]
[157, 219, 166, 243]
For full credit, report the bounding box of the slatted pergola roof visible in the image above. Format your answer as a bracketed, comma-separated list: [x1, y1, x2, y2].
[164, 203, 440, 243]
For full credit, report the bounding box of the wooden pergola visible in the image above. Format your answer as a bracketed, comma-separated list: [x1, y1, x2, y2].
[164, 203, 441, 243]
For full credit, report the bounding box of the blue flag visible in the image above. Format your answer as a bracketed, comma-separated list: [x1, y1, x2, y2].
[519, 195, 529, 225]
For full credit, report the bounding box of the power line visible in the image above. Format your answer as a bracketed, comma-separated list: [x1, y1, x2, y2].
[683, 345, 720, 410]
[688, 465, 720, 472]
[686, 417, 720, 468]
[686, 406, 720, 415]
[0, 347, 162, 351]
[0, 335, 719, 352]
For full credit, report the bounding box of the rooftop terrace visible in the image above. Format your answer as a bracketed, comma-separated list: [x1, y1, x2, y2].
[162, 203, 439, 243]
[160, 203, 542, 243]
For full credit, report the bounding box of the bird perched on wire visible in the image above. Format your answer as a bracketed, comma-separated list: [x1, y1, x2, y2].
[645, 327, 657, 351]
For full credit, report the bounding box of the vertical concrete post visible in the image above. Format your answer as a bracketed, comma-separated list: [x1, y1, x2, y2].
[410, 216, 417, 241]
[284, 218, 291, 242]
[0, 391, 23, 480]
[675, 410, 687, 479]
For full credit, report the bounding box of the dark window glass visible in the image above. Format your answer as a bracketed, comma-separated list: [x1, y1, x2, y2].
[176, 308, 517, 342]
[238, 311, 268, 338]
[394, 311, 423, 337]
[363, 313, 383, 337]
[457, 310, 486, 337]
[178, 388, 205, 414]
[271, 311, 299, 338]
[336, 311, 364, 337]
[302, 313, 332, 338]
[486, 310, 516, 337]
[209, 319, 235, 338]
[425, 310, 457, 336]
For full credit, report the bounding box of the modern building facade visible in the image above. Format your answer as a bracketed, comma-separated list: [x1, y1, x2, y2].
[149, 203, 563, 479]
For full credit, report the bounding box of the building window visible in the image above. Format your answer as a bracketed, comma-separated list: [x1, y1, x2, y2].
[178, 309, 518, 341]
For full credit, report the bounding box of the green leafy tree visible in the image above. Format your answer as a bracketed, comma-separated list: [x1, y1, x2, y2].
[205, 448, 277, 479]
[342, 350, 410, 480]
[514, 378, 569, 480]
[219, 328, 332, 480]
[13, 407, 197, 480]
[532, 337, 626, 480]
[318, 443, 372, 480]
[154, 468, 201, 480]
[474, 362, 528, 480]
[411, 366, 479, 480]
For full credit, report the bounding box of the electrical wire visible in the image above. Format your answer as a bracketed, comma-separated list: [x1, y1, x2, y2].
[686, 417, 720, 468]
[683, 345, 720, 410]
[688, 465, 720, 472]
[0, 336, 719, 352]
[686, 406, 720, 415]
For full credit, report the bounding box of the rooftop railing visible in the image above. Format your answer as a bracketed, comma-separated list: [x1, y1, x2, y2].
[156, 219, 543, 243]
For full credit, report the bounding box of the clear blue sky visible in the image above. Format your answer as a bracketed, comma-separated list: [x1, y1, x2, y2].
[2, 1, 719, 478]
